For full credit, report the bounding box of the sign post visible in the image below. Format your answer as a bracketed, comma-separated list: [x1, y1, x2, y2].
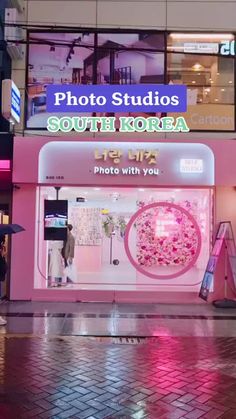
[199, 221, 236, 307]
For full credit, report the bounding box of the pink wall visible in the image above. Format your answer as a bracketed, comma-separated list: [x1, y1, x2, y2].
[11, 185, 36, 300]
[10, 136, 236, 302]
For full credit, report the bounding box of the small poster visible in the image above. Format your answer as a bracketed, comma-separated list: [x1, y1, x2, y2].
[199, 222, 229, 301]
[225, 223, 236, 257]
[211, 239, 224, 256]
[199, 272, 214, 301]
[206, 256, 218, 273]
[229, 256, 236, 277]
[217, 222, 229, 239]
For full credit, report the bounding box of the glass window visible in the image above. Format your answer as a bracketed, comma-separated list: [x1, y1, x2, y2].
[96, 33, 165, 85]
[26, 32, 95, 129]
[97, 32, 165, 51]
[96, 33, 165, 127]
[35, 187, 212, 292]
[167, 53, 235, 131]
[25, 30, 236, 132]
[96, 49, 164, 85]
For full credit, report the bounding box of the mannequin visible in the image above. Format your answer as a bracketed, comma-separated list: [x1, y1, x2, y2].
[48, 241, 64, 287]
[62, 224, 75, 283]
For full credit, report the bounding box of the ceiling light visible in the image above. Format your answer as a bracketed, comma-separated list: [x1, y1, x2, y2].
[192, 63, 203, 71]
[221, 88, 225, 92]
[94, 187, 101, 191]
[214, 98, 219, 102]
[205, 88, 211, 92]
[192, 81, 196, 84]
[138, 188, 145, 192]
[229, 80, 233, 84]
[210, 80, 214, 83]
[217, 72, 220, 75]
[169, 33, 234, 40]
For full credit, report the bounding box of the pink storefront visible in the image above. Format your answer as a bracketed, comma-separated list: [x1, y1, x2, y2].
[10, 136, 236, 303]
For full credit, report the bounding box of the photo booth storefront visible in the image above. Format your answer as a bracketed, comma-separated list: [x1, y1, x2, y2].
[11, 139, 214, 302]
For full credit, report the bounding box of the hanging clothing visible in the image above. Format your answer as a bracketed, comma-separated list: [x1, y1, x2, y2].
[48, 241, 64, 278]
[62, 231, 75, 260]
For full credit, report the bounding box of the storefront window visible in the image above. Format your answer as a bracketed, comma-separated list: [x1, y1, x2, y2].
[35, 186, 212, 292]
[97, 32, 165, 50]
[26, 30, 236, 131]
[26, 32, 95, 129]
[167, 53, 235, 130]
[96, 32, 164, 85]
[96, 33, 165, 128]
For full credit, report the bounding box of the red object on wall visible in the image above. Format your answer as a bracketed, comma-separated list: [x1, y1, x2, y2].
[0, 160, 12, 189]
[0, 160, 11, 171]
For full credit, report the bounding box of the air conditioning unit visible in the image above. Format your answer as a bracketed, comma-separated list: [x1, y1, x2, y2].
[7, 0, 24, 13]
[4, 8, 23, 60]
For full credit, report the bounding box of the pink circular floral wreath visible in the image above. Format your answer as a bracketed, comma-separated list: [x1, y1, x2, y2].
[124, 202, 202, 280]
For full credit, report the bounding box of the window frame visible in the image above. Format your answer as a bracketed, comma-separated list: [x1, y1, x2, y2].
[24, 28, 236, 132]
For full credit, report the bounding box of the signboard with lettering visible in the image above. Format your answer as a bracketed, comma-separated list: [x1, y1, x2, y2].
[1, 79, 21, 124]
[184, 42, 219, 54]
[199, 221, 236, 301]
[219, 41, 236, 56]
[38, 142, 214, 187]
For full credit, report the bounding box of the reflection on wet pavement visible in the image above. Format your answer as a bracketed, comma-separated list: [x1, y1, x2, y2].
[0, 302, 235, 417]
[0, 336, 236, 418]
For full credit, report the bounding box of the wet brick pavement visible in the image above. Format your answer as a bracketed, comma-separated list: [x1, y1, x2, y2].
[0, 336, 236, 418]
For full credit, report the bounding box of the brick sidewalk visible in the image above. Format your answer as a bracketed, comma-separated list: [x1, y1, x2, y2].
[0, 336, 236, 418]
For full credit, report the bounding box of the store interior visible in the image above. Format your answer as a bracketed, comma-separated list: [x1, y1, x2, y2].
[27, 32, 164, 128]
[35, 186, 212, 292]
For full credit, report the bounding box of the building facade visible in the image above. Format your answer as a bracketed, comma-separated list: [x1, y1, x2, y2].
[5, 0, 236, 302]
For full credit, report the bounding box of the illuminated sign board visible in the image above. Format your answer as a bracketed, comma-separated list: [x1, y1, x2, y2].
[183, 41, 236, 56]
[180, 159, 203, 173]
[184, 42, 219, 54]
[219, 40, 236, 56]
[1, 79, 21, 124]
[38, 142, 214, 186]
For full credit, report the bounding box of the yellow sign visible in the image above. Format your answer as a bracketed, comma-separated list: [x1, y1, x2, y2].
[94, 149, 158, 165]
